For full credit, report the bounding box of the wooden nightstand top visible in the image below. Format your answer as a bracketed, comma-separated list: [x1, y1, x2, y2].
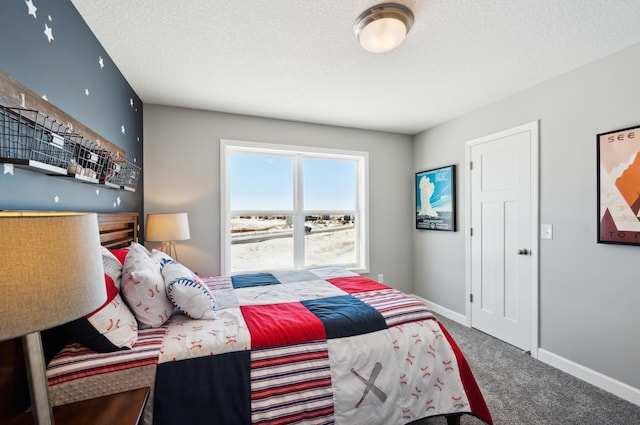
[1, 387, 149, 425]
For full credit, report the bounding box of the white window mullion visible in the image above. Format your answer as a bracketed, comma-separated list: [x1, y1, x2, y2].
[293, 153, 305, 268]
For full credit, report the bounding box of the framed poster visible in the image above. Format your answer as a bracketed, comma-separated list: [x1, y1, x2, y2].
[415, 164, 456, 231]
[597, 125, 640, 245]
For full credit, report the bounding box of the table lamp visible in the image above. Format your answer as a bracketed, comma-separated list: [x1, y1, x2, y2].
[0, 212, 107, 425]
[145, 212, 190, 261]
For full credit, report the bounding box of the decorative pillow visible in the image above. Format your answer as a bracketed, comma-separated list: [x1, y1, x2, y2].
[65, 248, 138, 352]
[109, 248, 129, 269]
[161, 260, 216, 320]
[101, 246, 124, 289]
[121, 243, 173, 328]
[150, 249, 177, 271]
[129, 241, 151, 256]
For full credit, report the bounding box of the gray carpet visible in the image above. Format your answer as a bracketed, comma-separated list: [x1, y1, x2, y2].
[411, 315, 640, 425]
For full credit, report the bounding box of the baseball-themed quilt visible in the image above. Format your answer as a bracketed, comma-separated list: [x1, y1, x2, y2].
[48, 266, 492, 425]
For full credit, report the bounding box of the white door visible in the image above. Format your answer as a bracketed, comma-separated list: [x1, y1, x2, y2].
[466, 121, 538, 354]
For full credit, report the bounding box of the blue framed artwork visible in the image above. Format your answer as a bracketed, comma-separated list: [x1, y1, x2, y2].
[415, 165, 456, 231]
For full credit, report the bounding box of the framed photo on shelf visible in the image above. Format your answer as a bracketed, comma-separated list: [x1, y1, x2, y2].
[597, 125, 640, 245]
[415, 164, 456, 231]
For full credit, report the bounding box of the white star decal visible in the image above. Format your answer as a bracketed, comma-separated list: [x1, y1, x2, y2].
[130, 98, 134, 107]
[4, 164, 14, 175]
[54, 195, 59, 203]
[44, 23, 54, 42]
[85, 89, 90, 96]
[121, 125, 126, 134]
[25, 0, 37, 18]
[98, 56, 104, 68]
[117, 197, 121, 206]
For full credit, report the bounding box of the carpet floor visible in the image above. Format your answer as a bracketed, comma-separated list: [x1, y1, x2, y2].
[411, 315, 640, 425]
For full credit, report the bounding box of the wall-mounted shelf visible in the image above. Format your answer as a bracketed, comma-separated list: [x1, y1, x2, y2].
[0, 70, 139, 192]
[0, 105, 140, 191]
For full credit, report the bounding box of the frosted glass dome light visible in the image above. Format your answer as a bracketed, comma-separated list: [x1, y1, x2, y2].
[354, 3, 414, 54]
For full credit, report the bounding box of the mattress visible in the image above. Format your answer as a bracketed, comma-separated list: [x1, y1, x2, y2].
[47, 266, 492, 425]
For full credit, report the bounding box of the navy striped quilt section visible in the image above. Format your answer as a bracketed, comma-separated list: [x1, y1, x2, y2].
[46, 327, 166, 385]
[352, 289, 435, 327]
[250, 340, 334, 425]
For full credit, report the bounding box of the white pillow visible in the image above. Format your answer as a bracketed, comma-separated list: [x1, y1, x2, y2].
[100, 246, 124, 289]
[66, 248, 137, 352]
[121, 243, 174, 328]
[84, 292, 139, 349]
[150, 249, 176, 270]
[162, 261, 216, 319]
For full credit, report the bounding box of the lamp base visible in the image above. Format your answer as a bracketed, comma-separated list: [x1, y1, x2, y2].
[161, 241, 179, 261]
[22, 332, 54, 425]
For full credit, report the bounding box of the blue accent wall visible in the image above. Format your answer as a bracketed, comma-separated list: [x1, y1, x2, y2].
[0, 0, 143, 215]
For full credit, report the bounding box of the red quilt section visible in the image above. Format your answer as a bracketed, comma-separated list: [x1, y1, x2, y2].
[241, 302, 327, 349]
[326, 275, 390, 294]
[440, 323, 493, 424]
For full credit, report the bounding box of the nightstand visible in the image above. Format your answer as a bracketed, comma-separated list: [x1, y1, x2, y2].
[2, 387, 149, 425]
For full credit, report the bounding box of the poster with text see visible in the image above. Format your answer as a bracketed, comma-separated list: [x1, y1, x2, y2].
[599, 126, 640, 244]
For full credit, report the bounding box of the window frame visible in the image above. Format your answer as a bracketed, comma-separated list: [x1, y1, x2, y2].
[220, 139, 369, 275]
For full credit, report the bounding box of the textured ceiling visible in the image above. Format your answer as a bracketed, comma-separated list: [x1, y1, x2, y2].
[70, 0, 640, 135]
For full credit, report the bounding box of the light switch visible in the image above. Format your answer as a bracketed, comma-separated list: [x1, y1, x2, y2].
[541, 224, 553, 240]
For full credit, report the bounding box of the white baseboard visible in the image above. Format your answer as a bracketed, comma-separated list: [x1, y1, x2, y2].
[410, 294, 467, 326]
[537, 349, 640, 406]
[409, 295, 640, 407]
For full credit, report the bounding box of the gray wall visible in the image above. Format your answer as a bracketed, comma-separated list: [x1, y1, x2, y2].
[413, 42, 640, 390]
[0, 1, 143, 215]
[143, 105, 414, 293]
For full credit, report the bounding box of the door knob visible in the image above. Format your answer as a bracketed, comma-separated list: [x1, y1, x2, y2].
[517, 249, 529, 255]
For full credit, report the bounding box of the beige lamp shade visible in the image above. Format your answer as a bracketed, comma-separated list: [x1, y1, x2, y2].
[0, 212, 107, 341]
[145, 213, 191, 242]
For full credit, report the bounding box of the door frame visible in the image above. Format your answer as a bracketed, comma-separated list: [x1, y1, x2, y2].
[464, 120, 540, 358]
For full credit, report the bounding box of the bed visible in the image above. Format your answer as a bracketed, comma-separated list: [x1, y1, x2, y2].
[43, 212, 492, 425]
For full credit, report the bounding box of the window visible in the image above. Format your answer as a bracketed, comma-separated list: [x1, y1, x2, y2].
[221, 140, 368, 274]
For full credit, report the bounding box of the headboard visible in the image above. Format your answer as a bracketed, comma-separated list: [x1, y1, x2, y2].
[0, 212, 139, 419]
[98, 212, 139, 248]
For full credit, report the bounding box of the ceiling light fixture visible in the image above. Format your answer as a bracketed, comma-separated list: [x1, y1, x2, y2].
[354, 3, 414, 53]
